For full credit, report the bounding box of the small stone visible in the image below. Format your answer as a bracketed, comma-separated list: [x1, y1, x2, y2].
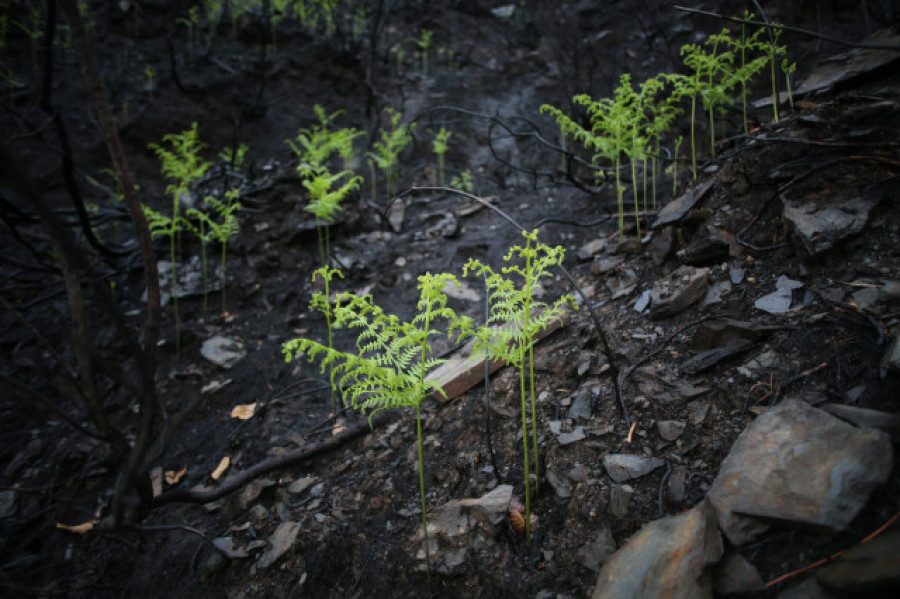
[714, 552, 765, 594]
[649, 266, 710, 319]
[657, 420, 687, 441]
[200, 336, 246, 369]
[558, 426, 586, 446]
[249, 504, 269, 525]
[602, 454, 665, 483]
[566, 387, 593, 421]
[287, 476, 320, 495]
[256, 521, 300, 569]
[545, 470, 571, 499]
[689, 402, 711, 425]
[578, 528, 617, 573]
[608, 484, 630, 519]
[577, 239, 605, 261]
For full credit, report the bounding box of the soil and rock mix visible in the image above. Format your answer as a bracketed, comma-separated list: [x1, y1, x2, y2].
[1, 1, 899, 597]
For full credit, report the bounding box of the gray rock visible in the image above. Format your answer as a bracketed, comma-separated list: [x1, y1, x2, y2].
[881, 332, 900, 373]
[754, 275, 803, 315]
[820, 403, 900, 442]
[657, 420, 687, 442]
[649, 265, 710, 319]
[249, 504, 270, 526]
[818, 528, 900, 593]
[707, 399, 893, 546]
[427, 485, 513, 538]
[608, 484, 630, 519]
[256, 521, 300, 569]
[0, 490, 16, 519]
[234, 478, 276, 511]
[577, 239, 605, 261]
[287, 476, 320, 495]
[714, 552, 765, 594]
[592, 499, 722, 598]
[776, 577, 834, 599]
[200, 336, 246, 369]
[558, 426, 586, 446]
[667, 465, 688, 503]
[652, 180, 714, 228]
[545, 470, 571, 499]
[851, 285, 880, 308]
[680, 338, 754, 375]
[566, 386, 593, 421]
[603, 454, 665, 483]
[578, 528, 617, 573]
[783, 196, 877, 255]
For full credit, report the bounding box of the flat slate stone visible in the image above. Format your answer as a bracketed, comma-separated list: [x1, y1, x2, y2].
[592, 499, 722, 599]
[649, 265, 710, 320]
[783, 196, 877, 255]
[652, 180, 713, 228]
[707, 398, 893, 546]
[602, 454, 665, 483]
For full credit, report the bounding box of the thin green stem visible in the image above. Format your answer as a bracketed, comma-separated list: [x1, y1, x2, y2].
[519, 342, 531, 549]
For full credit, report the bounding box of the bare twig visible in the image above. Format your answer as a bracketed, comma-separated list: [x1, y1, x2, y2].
[153, 412, 396, 506]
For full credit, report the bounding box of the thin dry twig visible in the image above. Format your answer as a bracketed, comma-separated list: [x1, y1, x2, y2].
[765, 510, 900, 588]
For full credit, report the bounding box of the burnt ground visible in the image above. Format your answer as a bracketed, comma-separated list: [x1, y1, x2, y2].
[1, 1, 900, 597]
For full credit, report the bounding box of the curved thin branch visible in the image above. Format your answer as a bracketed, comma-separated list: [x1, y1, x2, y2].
[153, 412, 395, 507]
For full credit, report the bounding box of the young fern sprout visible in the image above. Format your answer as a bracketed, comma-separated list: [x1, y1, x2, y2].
[450, 169, 473, 193]
[303, 169, 362, 268]
[148, 122, 213, 349]
[287, 105, 365, 268]
[672, 135, 683, 195]
[366, 108, 416, 200]
[283, 272, 472, 576]
[463, 230, 576, 549]
[541, 73, 642, 239]
[176, 6, 200, 64]
[144, 63, 156, 98]
[681, 30, 737, 160]
[187, 191, 241, 315]
[431, 127, 452, 186]
[412, 29, 433, 76]
[781, 58, 797, 109]
[753, 24, 788, 122]
[309, 265, 344, 413]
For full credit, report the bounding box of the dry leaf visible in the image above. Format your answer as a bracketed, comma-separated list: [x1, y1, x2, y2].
[57, 520, 96, 534]
[230, 402, 259, 420]
[211, 455, 230, 480]
[165, 466, 187, 485]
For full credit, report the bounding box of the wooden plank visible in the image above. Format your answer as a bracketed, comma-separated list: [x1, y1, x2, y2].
[427, 307, 570, 401]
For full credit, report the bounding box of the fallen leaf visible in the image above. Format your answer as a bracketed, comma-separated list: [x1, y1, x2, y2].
[230, 402, 259, 420]
[165, 466, 187, 485]
[211, 455, 230, 480]
[57, 520, 96, 534]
